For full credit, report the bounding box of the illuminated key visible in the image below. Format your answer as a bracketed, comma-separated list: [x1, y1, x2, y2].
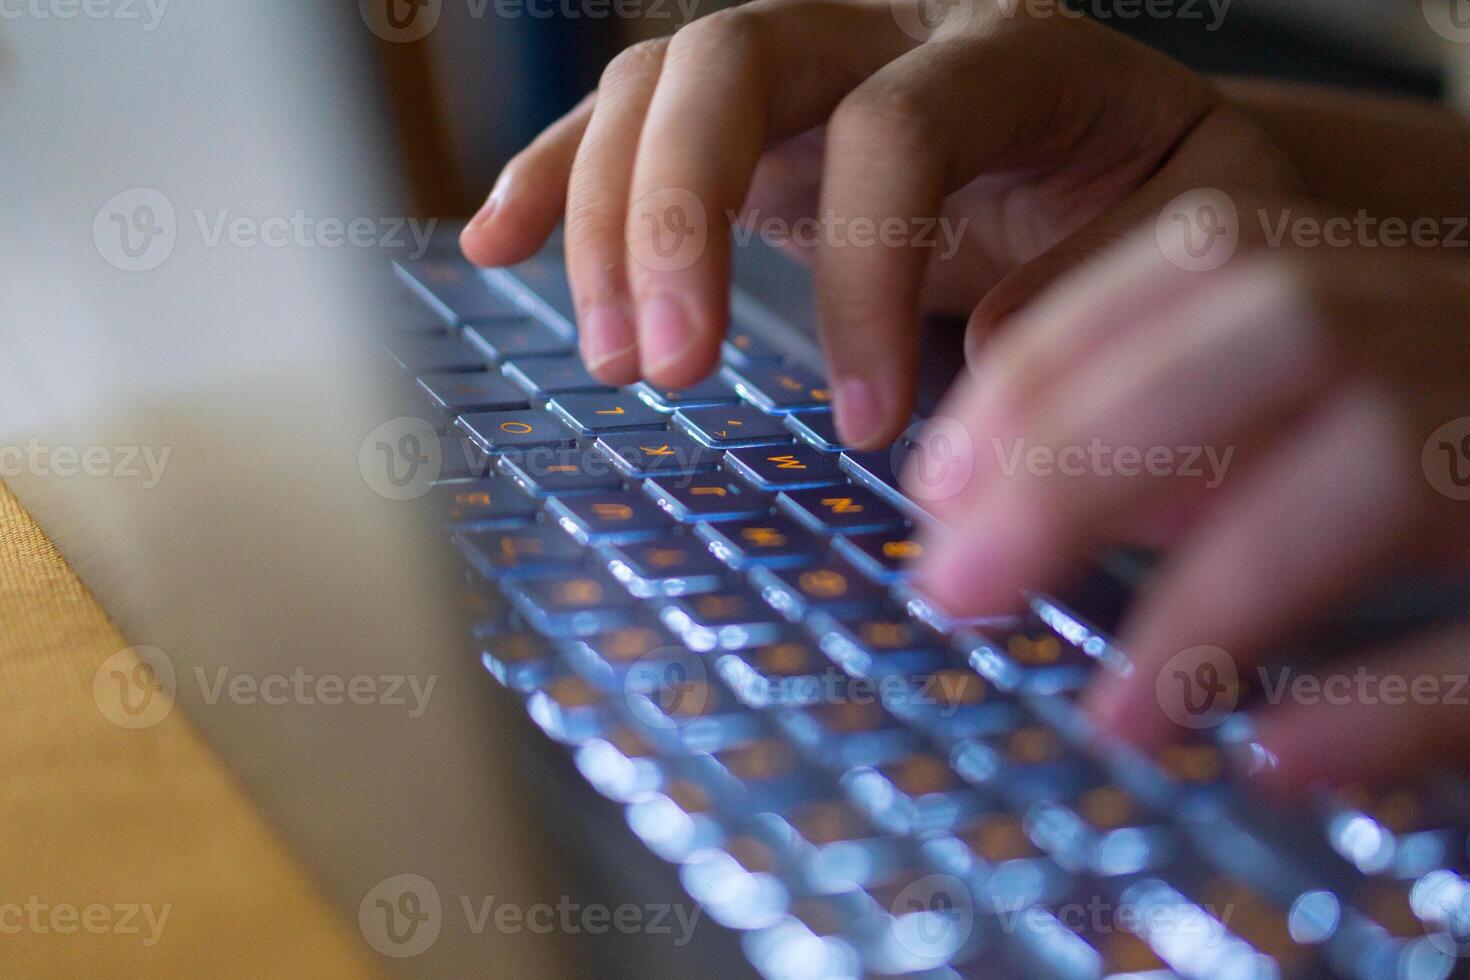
[777, 485, 908, 534]
[813, 611, 949, 679]
[547, 393, 668, 434]
[723, 363, 831, 412]
[697, 516, 824, 569]
[397, 256, 525, 324]
[643, 475, 770, 523]
[464, 319, 572, 360]
[436, 436, 495, 481]
[384, 333, 487, 373]
[455, 525, 585, 578]
[783, 684, 922, 768]
[721, 326, 785, 366]
[599, 535, 727, 597]
[674, 404, 793, 448]
[661, 587, 782, 651]
[752, 559, 886, 618]
[417, 371, 531, 414]
[724, 445, 846, 490]
[596, 431, 719, 478]
[457, 409, 575, 453]
[547, 492, 672, 544]
[847, 750, 986, 834]
[430, 476, 537, 527]
[783, 411, 845, 451]
[833, 529, 926, 583]
[480, 633, 555, 692]
[503, 356, 615, 397]
[505, 571, 636, 637]
[717, 639, 837, 708]
[962, 616, 1102, 695]
[633, 377, 740, 411]
[498, 448, 623, 496]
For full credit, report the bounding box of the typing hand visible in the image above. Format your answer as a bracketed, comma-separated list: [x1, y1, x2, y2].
[908, 224, 1470, 790]
[459, 0, 1296, 448]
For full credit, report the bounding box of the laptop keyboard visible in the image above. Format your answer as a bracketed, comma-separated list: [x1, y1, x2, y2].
[388, 246, 1470, 980]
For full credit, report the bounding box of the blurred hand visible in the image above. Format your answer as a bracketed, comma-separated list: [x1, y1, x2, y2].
[459, 0, 1296, 447]
[908, 225, 1470, 790]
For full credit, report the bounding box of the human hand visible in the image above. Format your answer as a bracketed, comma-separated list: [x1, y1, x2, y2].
[908, 220, 1470, 790]
[459, 0, 1296, 447]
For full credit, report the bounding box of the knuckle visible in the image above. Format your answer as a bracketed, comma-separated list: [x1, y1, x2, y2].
[600, 38, 667, 90]
[829, 85, 937, 151]
[668, 7, 764, 63]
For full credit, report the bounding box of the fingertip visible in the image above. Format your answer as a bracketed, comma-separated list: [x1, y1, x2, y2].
[638, 294, 720, 389]
[582, 305, 641, 385]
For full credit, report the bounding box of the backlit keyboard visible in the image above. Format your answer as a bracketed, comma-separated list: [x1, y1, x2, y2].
[388, 244, 1470, 980]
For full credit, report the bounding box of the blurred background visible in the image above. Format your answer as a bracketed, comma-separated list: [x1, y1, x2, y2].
[364, 0, 1453, 223]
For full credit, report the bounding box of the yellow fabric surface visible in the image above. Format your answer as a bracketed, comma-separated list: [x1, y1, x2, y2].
[0, 481, 382, 980]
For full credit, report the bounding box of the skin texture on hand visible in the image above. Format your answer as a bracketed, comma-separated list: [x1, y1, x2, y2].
[459, 0, 1300, 448]
[908, 234, 1470, 791]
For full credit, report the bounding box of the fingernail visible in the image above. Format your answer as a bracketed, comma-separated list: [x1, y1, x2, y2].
[469, 173, 511, 230]
[583, 305, 638, 373]
[640, 295, 695, 377]
[834, 376, 885, 447]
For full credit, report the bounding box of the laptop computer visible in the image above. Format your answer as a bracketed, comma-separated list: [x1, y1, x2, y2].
[4, 3, 1468, 979]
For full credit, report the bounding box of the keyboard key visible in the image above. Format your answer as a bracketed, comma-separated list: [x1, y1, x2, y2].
[480, 633, 556, 692]
[504, 571, 637, 637]
[839, 445, 915, 504]
[499, 448, 623, 497]
[492, 252, 578, 332]
[716, 638, 842, 708]
[697, 516, 825, 569]
[751, 559, 887, 619]
[722, 326, 785, 366]
[779, 683, 921, 769]
[418, 371, 531, 414]
[504, 357, 615, 396]
[430, 477, 538, 527]
[397, 256, 525, 324]
[569, 624, 678, 678]
[455, 525, 585, 578]
[548, 393, 669, 434]
[385, 334, 487, 373]
[600, 535, 727, 597]
[465, 319, 574, 360]
[643, 475, 771, 523]
[812, 610, 949, 679]
[723, 363, 831, 412]
[960, 616, 1103, 695]
[437, 436, 495, 480]
[527, 673, 612, 744]
[844, 750, 987, 834]
[547, 492, 673, 544]
[784, 411, 845, 451]
[457, 409, 575, 454]
[596, 431, 719, 478]
[777, 486, 908, 534]
[833, 529, 926, 583]
[674, 404, 793, 448]
[634, 377, 740, 411]
[661, 588, 783, 651]
[724, 445, 846, 490]
[1027, 783, 1172, 876]
[378, 283, 452, 332]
